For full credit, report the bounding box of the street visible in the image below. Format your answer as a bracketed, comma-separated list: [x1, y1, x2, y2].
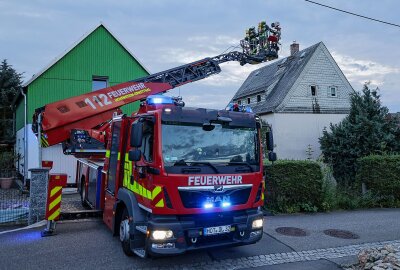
[1, 209, 399, 270]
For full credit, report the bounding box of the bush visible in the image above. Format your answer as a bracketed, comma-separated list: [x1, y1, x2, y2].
[320, 83, 400, 187]
[264, 160, 323, 213]
[356, 155, 400, 207]
[0, 151, 15, 178]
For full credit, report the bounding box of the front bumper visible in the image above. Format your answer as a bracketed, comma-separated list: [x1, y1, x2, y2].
[142, 208, 263, 256]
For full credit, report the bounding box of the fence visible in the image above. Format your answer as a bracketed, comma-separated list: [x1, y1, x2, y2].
[0, 178, 29, 225]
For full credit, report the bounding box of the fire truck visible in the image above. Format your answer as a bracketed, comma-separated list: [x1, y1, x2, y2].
[32, 23, 279, 257]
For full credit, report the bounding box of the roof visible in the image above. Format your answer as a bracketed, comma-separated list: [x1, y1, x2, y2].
[232, 42, 322, 114]
[23, 23, 150, 88]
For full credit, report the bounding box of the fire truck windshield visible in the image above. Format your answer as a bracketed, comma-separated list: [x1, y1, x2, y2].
[162, 123, 259, 168]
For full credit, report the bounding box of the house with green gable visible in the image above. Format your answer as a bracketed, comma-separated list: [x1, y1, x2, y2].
[14, 23, 149, 182]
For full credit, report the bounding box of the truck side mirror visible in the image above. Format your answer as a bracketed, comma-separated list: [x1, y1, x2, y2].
[266, 130, 274, 151]
[131, 122, 143, 147]
[129, 149, 142, 162]
[268, 152, 277, 162]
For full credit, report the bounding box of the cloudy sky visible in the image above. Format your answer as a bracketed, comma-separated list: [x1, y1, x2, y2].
[1, 0, 399, 112]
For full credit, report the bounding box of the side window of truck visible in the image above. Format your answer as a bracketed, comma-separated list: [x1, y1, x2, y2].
[141, 120, 154, 162]
[107, 121, 121, 193]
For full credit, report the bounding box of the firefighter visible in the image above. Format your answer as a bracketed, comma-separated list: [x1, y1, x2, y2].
[258, 21, 268, 50]
[247, 27, 258, 55]
[268, 22, 281, 56]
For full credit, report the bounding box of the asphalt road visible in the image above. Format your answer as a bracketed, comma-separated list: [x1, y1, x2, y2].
[1, 209, 399, 270]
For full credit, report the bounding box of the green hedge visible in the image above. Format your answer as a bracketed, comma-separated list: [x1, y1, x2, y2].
[264, 160, 323, 213]
[356, 155, 400, 207]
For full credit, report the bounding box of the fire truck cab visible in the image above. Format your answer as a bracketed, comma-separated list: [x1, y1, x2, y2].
[77, 95, 266, 257]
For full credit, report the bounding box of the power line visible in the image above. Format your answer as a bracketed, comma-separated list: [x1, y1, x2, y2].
[305, 0, 400, 28]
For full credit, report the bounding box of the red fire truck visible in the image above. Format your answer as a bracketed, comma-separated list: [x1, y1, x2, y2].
[32, 27, 279, 257]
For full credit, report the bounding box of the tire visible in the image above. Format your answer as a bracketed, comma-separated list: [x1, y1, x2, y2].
[120, 208, 134, 256]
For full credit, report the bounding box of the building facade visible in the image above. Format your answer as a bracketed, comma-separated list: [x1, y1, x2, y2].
[14, 24, 149, 182]
[232, 42, 354, 160]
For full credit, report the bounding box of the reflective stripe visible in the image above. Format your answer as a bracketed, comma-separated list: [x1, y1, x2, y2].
[117, 152, 121, 161]
[152, 186, 162, 199]
[50, 186, 62, 197]
[155, 199, 164, 207]
[49, 195, 62, 211]
[105, 150, 110, 158]
[48, 209, 60, 221]
[122, 154, 164, 206]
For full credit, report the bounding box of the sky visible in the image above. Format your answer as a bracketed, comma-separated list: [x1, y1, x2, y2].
[1, 0, 399, 112]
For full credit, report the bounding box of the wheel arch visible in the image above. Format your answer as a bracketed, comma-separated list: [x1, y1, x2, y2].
[112, 188, 146, 235]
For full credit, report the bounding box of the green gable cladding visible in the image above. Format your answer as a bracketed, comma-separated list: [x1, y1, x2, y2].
[16, 25, 149, 130]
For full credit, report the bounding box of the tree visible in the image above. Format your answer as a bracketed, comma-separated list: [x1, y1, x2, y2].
[0, 59, 23, 143]
[319, 83, 400, 187]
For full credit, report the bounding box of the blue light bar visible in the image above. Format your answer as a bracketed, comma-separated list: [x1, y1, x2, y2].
[147, 95, 174, 105]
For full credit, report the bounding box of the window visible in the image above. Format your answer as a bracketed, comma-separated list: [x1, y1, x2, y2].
[238, 100, 241, 105]
[247, 97, 251, 104]
[141, 120, 154, 162]
[92, 76, 108, 91]
[310, 85, 317, 96]
[330, 86, 337, 97]
[107, 121, 121, 194]
[257, 95, 261, 102]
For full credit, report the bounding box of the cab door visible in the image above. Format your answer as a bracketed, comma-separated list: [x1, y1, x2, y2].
[103, 120, 124, 230]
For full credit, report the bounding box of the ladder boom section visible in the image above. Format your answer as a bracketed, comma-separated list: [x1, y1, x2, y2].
[34, 52, 241, 147]
[33, 50, 274, 148]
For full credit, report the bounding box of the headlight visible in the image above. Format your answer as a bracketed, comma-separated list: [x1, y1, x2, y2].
[252, 218, 263, 229]
[152, 230, 174, 240]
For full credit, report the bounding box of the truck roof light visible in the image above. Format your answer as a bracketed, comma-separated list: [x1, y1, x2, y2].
[147, 95, 174, 105]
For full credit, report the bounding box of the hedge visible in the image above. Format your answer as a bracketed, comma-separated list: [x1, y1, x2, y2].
[264, 160, 323, 213]
[356, 155, 400, 206]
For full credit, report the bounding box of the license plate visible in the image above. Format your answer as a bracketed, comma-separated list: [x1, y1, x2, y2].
[204, 225, 231, 236]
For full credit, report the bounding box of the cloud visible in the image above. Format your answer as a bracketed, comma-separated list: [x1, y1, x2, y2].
[332, 52, 400, 112]
[332, 52, 400, 86]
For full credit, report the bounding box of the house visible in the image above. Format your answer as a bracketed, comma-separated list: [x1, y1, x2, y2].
[13, 23, 149, 183]
[231, 41, 354, 160]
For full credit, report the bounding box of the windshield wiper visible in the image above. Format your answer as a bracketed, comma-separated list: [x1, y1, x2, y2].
[173, 160, 219, 173]
[227, 162, 254, 172]
[189, 162, 219, 173]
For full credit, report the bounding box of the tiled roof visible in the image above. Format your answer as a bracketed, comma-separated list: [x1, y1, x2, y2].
[232, 42, 322, 113]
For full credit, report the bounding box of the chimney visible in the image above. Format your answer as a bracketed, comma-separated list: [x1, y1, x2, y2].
[290, 41, 299, 56]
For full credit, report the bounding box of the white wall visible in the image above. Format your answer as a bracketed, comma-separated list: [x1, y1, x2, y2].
[42, 145, 77, 184]
[16, 124, 77, 183]
[16, 125, 39, 179]
[261, 113, 346, 160]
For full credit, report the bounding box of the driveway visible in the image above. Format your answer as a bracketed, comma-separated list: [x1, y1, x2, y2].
[0, 209, 399, 270]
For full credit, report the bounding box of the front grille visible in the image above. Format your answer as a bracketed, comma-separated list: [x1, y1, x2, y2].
[179, 187, 251, 208]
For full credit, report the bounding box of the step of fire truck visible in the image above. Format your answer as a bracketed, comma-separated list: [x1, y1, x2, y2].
[133, 248, 146, 258]
[60, 210, 103, 220]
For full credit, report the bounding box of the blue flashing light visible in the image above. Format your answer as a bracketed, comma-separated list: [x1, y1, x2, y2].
[147, 95, 174, 105]
[245, 106, 253, 113]
[226, 102, 253, 113]
[222, 202, 231, 207]
[203, 203, 214, 209]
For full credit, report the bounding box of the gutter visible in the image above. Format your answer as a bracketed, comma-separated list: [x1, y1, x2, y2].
[20, 88, 28, 185]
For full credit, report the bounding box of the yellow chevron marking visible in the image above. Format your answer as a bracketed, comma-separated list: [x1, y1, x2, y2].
[49, 195, 62, 211]
[48, 209, 60, 221]
[50, 186, 62, 197]
[152, 186, 162, 199]
[155, 199, 164, 208]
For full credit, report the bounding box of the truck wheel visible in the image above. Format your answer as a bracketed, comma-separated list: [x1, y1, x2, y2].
[120, 208, 134, 256]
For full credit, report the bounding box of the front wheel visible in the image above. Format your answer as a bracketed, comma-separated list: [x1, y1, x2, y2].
[120, 208, 133, 256]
